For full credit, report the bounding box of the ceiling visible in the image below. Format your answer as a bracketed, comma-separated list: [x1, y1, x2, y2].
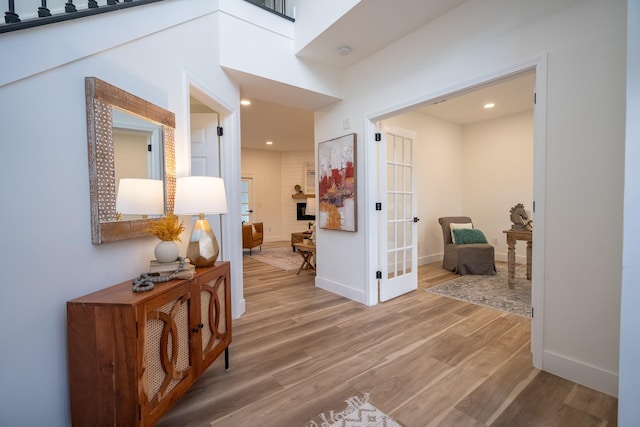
[238, 71, 534, 152]
[295, 0, 468, 71]
[212, 1, 535, 152]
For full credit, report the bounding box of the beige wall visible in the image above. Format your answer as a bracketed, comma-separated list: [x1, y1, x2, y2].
[241, 148, 282, 241]
[241, 148, 314, 242]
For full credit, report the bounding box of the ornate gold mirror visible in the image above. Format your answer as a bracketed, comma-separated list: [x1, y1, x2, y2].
[85, 77, 176, 244]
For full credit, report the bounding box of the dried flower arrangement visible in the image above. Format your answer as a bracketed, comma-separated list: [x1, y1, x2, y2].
[146, 213, 185, 241]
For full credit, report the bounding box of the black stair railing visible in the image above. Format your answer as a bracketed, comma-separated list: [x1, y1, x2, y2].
[2, 0, 166, 33]
[244, 0, 293, 21]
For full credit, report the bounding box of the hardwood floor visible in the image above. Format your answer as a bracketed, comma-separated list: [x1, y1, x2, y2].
[158, 242, 617, 426]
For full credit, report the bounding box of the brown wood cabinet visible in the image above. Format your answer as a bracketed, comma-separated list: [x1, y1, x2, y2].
[67, 262, 231, 426]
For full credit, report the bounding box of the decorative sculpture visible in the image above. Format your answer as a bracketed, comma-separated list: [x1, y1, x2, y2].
[510, 203, 533, 231]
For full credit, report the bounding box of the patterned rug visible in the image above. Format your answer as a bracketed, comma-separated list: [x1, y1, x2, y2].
[246, 246, 301, 271]
[426, 265, 531, 317]
[306, 394, 401, 427]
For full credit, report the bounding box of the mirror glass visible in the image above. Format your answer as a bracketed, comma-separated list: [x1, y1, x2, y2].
[112, 108, 164, 220]
[86, 77, 176, 244]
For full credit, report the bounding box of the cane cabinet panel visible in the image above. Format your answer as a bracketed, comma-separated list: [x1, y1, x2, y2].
[67, 262, 231, 426]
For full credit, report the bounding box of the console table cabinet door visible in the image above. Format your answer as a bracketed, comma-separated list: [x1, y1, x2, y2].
[139, 284, 195, 425]
[196, 266, 232, 369]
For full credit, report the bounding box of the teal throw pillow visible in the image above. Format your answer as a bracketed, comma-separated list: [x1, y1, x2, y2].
[452, 228, 488, 244]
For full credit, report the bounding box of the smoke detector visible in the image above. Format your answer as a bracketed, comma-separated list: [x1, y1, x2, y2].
[337, 46, 352, 56]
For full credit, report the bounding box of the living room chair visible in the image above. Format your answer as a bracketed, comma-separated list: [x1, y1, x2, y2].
[438, 216, 496, 275]
[242, 222, 264, 255]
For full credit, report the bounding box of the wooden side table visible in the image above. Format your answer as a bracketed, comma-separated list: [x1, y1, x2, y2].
[503, 229, 532, 289]
[294, 242, 316, 275]
[291, 231, 312, 251]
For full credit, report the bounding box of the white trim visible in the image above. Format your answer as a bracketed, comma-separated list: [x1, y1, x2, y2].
[543, 350, 618, 397]
[316, 277, 367, 305]
[530, 55, 548, 369]
[364, 54, 547, 368]
[183, 70, 246, 320]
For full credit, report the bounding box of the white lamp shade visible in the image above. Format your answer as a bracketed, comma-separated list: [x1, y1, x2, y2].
[305, 197, 317, 216]
[116, 178, 164, 215]
[174, 176, 228, 215]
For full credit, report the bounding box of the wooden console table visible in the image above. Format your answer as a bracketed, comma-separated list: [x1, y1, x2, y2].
[503, 229, 532, 289]
[67, 262, 231, 426]
[294, 242, 316, 275]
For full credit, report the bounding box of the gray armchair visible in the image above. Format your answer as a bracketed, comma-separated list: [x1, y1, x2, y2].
[438, 216, 496, 275]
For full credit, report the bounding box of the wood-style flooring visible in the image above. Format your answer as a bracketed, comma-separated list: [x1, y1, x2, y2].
[158, 242, 617, 427]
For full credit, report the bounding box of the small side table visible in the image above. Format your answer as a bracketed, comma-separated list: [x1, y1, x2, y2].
[503, 229, 532, 289]
[294, 242, 316, 275]
[291, 231, 312, 251]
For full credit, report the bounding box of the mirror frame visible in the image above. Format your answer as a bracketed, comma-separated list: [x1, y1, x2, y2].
[85, 76, 176, 244]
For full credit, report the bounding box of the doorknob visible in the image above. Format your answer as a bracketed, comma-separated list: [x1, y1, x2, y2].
[413, 217, 420, 223]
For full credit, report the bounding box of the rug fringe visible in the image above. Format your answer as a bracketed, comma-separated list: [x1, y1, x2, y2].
[306, 393, 370, 427]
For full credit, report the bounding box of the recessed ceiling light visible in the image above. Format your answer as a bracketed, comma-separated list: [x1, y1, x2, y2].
[337, 46, 352, 56]
[265, 141, 273, 145]
[240, 99, 251, 106]
[484, 103, 495, 109]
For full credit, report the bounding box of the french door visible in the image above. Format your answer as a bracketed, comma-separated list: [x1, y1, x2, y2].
[378, 127, 418, 301]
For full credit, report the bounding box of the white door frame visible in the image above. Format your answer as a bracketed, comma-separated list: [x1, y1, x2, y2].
[364, 55, 547, 369]
[184, 71, 246, 320]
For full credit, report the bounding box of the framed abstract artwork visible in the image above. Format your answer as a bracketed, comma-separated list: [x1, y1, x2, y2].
[317, 133, 357, 231]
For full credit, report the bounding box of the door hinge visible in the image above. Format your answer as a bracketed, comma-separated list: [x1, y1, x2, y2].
[534, 92, 537, 105]
[533, 201, 536, 213]
[531, 307, 534, 318]
[217, 126, 223, 136]
[375, 133, 381, 142]
[147, 144, 152, 152]
[376, 271, 382, 279]
[375, 202, 382, 211]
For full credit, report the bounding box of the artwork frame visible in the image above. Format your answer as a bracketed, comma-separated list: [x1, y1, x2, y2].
[317, 133, 357, 231]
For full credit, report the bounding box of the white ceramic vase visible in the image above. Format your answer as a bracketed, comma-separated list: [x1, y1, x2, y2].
[155, 240, 179, 263]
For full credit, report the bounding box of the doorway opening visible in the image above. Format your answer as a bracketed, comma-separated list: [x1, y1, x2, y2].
[366, 58, 547, 368]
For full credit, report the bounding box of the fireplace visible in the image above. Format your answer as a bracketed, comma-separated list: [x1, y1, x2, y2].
[296, 203, 315, 221]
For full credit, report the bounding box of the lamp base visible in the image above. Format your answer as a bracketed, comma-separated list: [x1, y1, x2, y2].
[186, 216, 219, 267]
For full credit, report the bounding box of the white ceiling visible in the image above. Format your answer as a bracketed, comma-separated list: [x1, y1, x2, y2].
[295, 0, 468, 71]
[223, 1, 535, 152]
[238, 71, 535, 152]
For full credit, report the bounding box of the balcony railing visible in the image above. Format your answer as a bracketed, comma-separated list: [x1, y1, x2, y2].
[244, 0, 293, 21]
[1, 0, 165, 33]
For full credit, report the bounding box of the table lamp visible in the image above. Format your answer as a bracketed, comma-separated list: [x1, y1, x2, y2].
[174, 176, 228, 267]
[116, 178, 164, 218]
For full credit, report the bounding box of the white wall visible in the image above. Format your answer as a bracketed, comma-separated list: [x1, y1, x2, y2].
[315, 0, 625, 396]
[292, 0, 360, 52]
[619, 0, 640, 422]
[241, 148, 283, 241]
[462, 112, 534, 261]
[382, 110, 533, 266]
[0, 3, 243, 425]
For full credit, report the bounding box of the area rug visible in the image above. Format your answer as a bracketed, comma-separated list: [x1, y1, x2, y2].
[246, 246, 301, 271]
[426, 265, 531, 318]
[306, 393, 401, 427]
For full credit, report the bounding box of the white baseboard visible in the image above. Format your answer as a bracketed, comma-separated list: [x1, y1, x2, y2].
[232, 297, 246, 320]
[316, 277, 367, 305]
[419, 254, 441, 265]
[543, 350, 619, 397]
[418, 253, 526, 265]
